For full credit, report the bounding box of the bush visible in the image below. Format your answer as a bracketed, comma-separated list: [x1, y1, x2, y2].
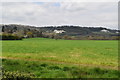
[2, 69, 35, 79]
[0, 34, 22, 40]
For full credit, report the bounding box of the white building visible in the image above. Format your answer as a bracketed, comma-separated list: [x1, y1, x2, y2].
[54, 30, 65, 33]
[24, 35, 28, 38]
[101, 29, 109, 33]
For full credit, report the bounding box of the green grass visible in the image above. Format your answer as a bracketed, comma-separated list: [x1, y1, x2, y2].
[1, 38, 119, 78]
[2, 59, 119, 78]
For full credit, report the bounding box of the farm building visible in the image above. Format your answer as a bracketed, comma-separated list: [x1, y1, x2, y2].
[54, 30, 65, 33]
[101, 29, 109, 33]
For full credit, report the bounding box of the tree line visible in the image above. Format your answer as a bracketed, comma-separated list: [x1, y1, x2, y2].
[0, 24, 119, 40]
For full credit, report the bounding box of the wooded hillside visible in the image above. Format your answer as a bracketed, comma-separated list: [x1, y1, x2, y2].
[0, 24, 119, 40]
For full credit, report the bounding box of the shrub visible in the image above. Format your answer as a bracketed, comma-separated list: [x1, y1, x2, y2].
[2, 69, 35, 79]
[0, 34, 22, 40]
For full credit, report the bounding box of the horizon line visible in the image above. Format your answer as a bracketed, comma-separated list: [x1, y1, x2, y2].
[0, 23, 119, 30]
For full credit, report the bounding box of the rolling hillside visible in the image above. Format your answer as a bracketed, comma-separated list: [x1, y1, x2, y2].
[0, 24, 119, 40]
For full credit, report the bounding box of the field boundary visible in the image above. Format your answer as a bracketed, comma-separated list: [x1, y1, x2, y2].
[1, 56, 118, 70]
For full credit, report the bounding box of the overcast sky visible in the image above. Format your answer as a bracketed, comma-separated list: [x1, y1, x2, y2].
[1, 2, 118, 29]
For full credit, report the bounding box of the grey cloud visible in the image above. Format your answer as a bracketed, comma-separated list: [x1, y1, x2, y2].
[1, 2, 118, 29]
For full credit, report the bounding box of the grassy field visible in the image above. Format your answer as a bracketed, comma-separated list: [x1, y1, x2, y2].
[1, 38, 119, 78]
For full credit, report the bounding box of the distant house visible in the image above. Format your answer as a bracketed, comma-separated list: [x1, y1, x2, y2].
[116, 31, 119, 33]
[54, 30, 65, 33]
[24, 35, 28, 38]
[101, 29, 109, 33]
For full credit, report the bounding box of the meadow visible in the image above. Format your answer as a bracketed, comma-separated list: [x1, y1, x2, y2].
[1, 38, 119, 78]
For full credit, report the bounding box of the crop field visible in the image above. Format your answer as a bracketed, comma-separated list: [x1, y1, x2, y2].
[1, 38, 119, 78]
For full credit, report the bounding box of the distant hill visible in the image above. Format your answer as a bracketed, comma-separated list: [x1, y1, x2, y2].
[39, 25, 119, 36]
[0, 24, 119, 40]
[0, 24, 42, 38]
